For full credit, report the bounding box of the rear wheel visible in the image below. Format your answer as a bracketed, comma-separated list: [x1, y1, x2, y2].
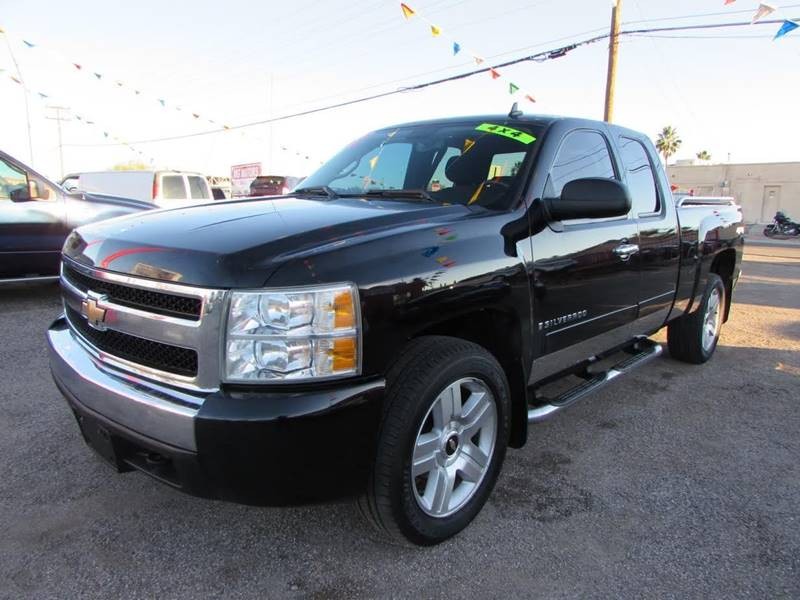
[667, 273, 725, 364]
[359, 336, 510, 546]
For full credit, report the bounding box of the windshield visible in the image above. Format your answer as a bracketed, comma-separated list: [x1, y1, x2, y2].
[298, 120, 541, 210]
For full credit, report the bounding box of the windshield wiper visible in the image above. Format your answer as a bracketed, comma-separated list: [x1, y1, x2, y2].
[292, 185, 339, 199]
[356, 189, 439, 203]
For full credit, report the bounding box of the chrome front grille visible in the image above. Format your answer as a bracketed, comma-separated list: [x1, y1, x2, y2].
[60, 258, 227, 391]
[63, 264, 202, 320]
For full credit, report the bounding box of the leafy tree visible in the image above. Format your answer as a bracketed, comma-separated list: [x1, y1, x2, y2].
[696, 150, 711, 161]
[655, 126, 682, 164]
[111, 160, 150, 171]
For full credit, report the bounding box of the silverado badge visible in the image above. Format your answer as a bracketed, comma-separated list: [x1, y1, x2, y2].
[81, 294, 108, 331]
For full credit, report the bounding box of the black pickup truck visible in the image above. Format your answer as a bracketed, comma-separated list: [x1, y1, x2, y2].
[0, 149, 149, 283]
[47, 114, 743, 545]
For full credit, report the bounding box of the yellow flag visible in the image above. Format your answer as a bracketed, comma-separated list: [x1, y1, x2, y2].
[463, 138, 475, 153]
[369, 156, 379, 170]
[400, 3, 415, 19]
[430, 25, 441, 37]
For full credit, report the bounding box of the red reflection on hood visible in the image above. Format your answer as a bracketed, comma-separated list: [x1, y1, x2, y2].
[100, 246, 167, 269]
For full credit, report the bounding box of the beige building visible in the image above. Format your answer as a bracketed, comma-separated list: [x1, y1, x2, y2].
[666, 161, 800, 223]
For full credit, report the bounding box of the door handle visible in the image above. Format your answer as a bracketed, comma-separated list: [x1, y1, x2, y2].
[613, 243, 639, 261]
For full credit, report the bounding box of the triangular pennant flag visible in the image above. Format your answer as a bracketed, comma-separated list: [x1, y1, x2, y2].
[430, 25, 441, 37]
[158, 98, 165, 106]
[0, 27, 5, 34]
[94, 72, 102, 79]
[22, 40, 35, 48]
[489, 68, 500, 80]
[86, 120, 94, 125]
[116, 81, 123, 87]
[509, 82, 519, 94]
[525, 94, 536, 103]
[76, 115, 82, 121]
[473, 55, 484, 65]
[175, 106, 182, 111]
[103, 132, 109, 138]
[774, 19, 799, 39]
[223, 125, 231, 130]
[10, 75, 21, 84]
[37, 92, 48, 99]
[725, 0, 735, 4]
[73, 63, 82, 70]
[752, 2, 776, 23]
[453, 42, 461, 55]
[369, 155, 379, 169]
[192, 113, 199, 119]
[400, 3, 415, 19]
[134, 90, 140, 95]
[463, 138, 475, 153]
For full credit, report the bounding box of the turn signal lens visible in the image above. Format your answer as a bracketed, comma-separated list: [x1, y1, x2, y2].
[332, 337, 357, 371]
[334, 290, 355, 329]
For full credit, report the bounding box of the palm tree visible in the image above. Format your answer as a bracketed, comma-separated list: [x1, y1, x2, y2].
[696, 150, 711, 161]
[655, 126, 682, 164]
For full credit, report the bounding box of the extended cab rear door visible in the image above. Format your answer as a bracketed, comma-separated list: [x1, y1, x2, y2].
[614, 135, 680, 327]
[529, 126, 640, 373]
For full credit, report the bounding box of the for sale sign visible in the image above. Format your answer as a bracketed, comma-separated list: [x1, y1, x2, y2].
[230, 162, 262, 198]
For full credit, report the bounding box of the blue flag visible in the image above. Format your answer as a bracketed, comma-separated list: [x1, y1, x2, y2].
[453, 42, 461, 55]
[774, 20, 799, 40]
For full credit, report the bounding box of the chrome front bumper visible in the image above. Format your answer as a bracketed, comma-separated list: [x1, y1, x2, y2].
[47, 316, 208, 451]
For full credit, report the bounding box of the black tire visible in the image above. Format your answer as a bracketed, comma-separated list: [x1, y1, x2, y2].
[359, 336, 511, 546]
[667, 273, 725, 364]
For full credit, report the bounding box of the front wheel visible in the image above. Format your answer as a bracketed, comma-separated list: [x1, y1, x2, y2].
[359, 336, 510, 546]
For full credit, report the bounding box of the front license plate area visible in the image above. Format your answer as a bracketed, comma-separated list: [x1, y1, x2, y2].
[74, 411, 129, 472]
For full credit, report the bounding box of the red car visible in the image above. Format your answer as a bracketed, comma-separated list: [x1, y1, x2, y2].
[248, 175, 303, 197]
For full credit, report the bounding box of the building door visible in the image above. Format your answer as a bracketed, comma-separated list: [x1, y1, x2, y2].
[761, 186, 781, 223]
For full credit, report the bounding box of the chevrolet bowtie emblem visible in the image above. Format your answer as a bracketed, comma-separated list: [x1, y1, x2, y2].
[81, 294, 108, 330]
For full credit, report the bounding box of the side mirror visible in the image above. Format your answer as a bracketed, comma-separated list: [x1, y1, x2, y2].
[545, 178, 631, 221]
[9, 186, 32, 203]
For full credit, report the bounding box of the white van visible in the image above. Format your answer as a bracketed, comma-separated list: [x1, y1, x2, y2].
[75, 171, 214, 207]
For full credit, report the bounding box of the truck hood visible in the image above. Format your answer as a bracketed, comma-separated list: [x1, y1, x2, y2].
[63, 196, 473, 287]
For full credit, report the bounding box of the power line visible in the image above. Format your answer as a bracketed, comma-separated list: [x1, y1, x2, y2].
[64, 17, 797, 147]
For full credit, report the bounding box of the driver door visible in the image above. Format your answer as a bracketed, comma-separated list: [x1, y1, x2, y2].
[529, 128, 640, 373]
[0, 157, 66, 279]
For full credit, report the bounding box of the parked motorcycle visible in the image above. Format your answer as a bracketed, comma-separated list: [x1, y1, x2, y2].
[764, 211, 800, 237]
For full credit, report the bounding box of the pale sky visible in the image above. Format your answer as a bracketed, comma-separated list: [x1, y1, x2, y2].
[1, 0, 798, 181]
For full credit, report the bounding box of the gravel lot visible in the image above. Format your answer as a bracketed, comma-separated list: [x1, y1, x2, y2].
[1, 243, 798, 599]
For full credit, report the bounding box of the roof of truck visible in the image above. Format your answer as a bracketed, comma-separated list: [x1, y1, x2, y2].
[376, 114, 650, 140]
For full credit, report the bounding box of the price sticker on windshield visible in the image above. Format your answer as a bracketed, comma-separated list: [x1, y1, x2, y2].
[475, 123, 536, 145]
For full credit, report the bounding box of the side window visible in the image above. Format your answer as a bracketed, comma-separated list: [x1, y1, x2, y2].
[618, 137, 659, 215]
[162, 175, 186, 200]
[30, 176, 57, 201]
[187, 175, 210, 200]
[328, 142, 412, 193]
[0, 158, 28, 201]
[547, 130, 616, 197]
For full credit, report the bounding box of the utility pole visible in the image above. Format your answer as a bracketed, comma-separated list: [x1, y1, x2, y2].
[3, 35, 34, 165]
[603, 0, 623, 123]
[45, 106, 71, 180]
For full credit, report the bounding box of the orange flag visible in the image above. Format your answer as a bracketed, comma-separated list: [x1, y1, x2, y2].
[400, 3, 415, 19]
[489, 68, 500, 80]
[525, 94, 536, 103]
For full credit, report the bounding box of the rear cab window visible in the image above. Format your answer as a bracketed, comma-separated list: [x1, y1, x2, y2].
[161, 175, 187, 200]
[618, 137, 660, 216]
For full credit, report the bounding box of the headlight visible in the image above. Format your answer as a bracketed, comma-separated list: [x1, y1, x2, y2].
[224, 283, 360, 382]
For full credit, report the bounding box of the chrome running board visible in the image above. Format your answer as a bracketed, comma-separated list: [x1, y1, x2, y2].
[528, 339, 663, 423]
